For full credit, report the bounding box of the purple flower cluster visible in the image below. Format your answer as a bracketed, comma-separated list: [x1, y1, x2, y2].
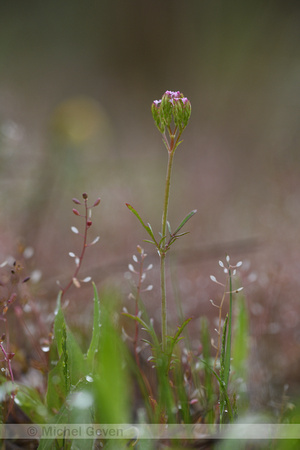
[153, 91, 189, 107]
[165, 90, 189, 106]
[151, 90, 191, 136]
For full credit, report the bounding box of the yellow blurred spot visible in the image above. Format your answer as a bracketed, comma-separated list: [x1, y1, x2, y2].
[50, 96, 111, 145]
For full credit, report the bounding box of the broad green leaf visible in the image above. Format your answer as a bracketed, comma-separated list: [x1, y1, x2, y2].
[54, 294, 86, 385]
[86, 282, 101, 368]
[47, 293, 87, 412]
[46, 355, 67, 413]
[93, 292, 131, 423]
[40, 380, 94, 450]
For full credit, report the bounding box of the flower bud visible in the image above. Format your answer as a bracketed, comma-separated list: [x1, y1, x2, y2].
[160, 92, 173, 128]
[93, 197, 101, 207]
[151, 101, 164, 133]
[72, 198, 81, 205]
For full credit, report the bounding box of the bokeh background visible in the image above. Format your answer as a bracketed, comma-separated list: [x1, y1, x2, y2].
[1, 0, 300, 412]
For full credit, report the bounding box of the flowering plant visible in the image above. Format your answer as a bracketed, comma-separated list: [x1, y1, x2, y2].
[127, 90, 195, 353]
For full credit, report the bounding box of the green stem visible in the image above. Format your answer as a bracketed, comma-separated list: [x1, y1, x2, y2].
[160, 140, 175, 352]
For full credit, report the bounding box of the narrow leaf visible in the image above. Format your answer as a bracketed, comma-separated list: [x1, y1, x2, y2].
[126, 204, 157, 243]
[173, 210, 197, 236]
[167, 221, 172, 235]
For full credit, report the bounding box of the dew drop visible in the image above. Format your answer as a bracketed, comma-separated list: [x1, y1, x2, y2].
[51, 375, 61, 385]
[30, 270, 42, 284]
[23, 304, 32, 313]
[70, 391, 93, 409]
[23, 247, 34, 259]
[41, 344, 50, 353]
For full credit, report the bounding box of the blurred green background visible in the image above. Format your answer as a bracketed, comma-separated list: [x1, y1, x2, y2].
[0, 0, 300, 408]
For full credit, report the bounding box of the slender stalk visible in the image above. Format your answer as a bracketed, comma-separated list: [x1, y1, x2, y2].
[0, 342, 14, 382]
[160, 138, 175, 352]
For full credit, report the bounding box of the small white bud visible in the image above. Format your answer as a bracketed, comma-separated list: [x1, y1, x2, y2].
[72, 277, 81, 288]
[82, 276, 92, 283]
[128, 264, 135, 273]
[144, 285, 153, 291]
[90, 236, 100, 245]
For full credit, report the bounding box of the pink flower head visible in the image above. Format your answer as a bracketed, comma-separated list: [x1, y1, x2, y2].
[151, 90, 191, 135]
[165, 90, 182, 99]
[173, 91, 181, 98]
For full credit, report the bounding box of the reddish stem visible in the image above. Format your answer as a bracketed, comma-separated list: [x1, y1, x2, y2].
[0, 341, 14, 382]
[61, 197, 90, 299]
